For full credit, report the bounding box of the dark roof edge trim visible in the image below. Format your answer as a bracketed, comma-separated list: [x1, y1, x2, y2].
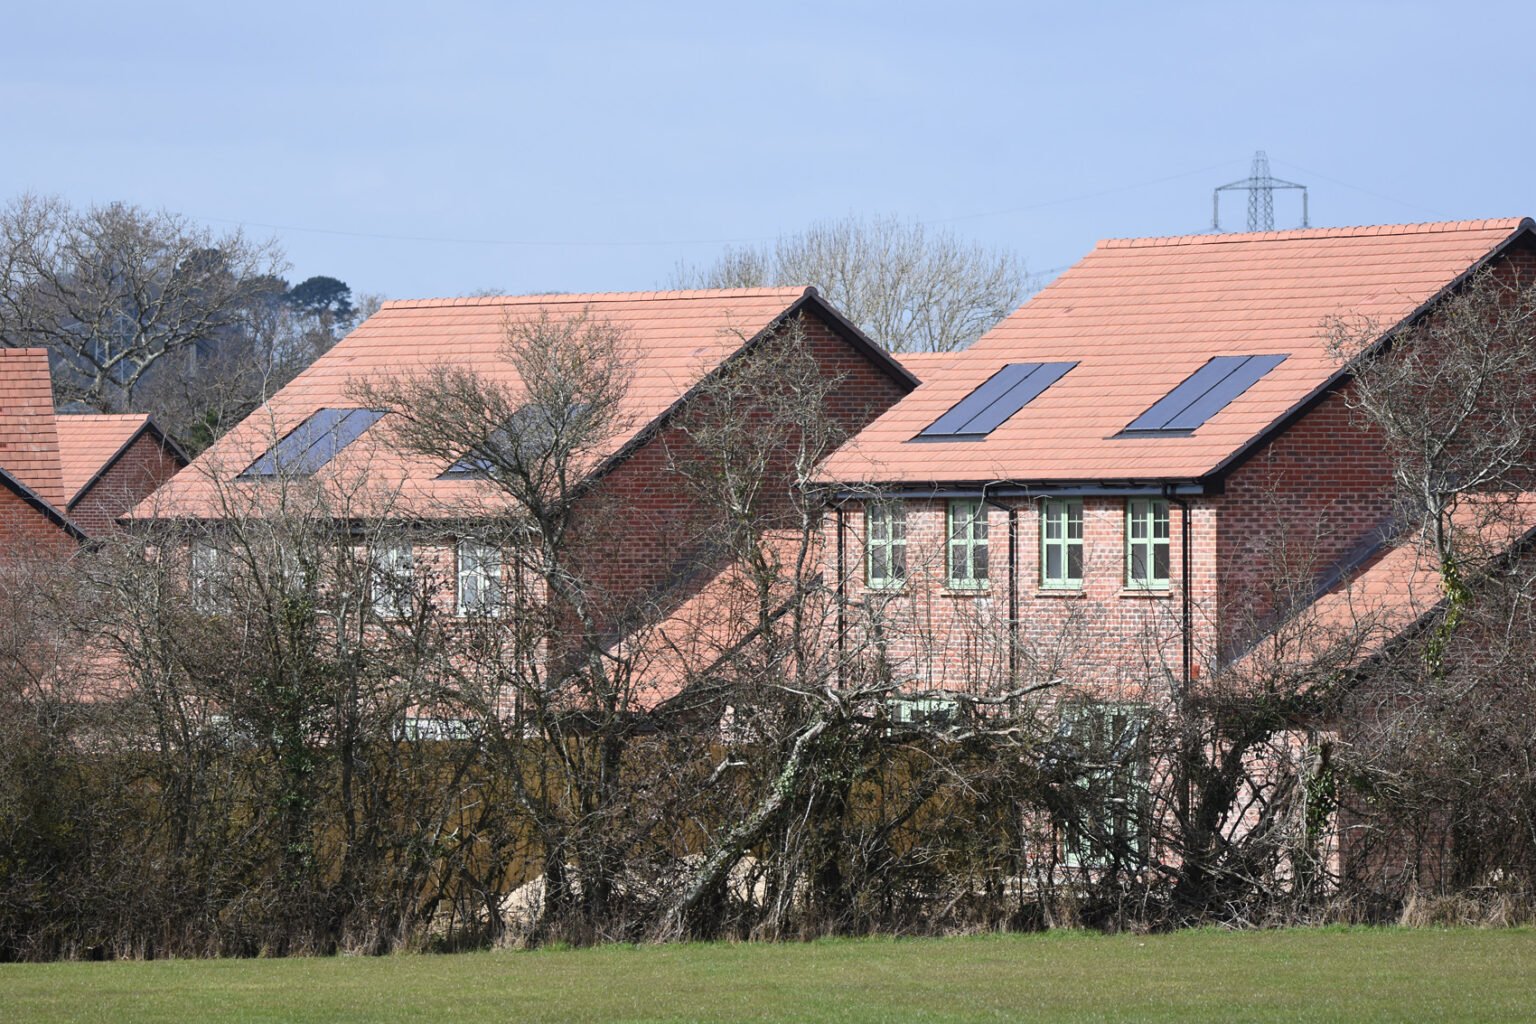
[830, 480, 1207, 502]
[68, 419, 190, 511]
[0, 466, 88, 541]
[579, 288, 916, 494]
[1206, 217, 1536, 485]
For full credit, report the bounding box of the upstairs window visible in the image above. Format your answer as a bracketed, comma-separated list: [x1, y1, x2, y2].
[1125, 499, 1170, 589]
[1120, 354, 1287, 435]
[1040, 499, 1084, 589]
[947, 499, 988, 589]
[370, 543, 414, 618]
[242, 408, 386, 478]
[457, 539, 502, 616]
[917, 362, 1076, 440]
[865, 501, 907, 590]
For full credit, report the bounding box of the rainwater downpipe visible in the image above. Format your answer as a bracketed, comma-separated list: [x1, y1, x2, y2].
[835, 504, 847, 684]
[981, 488, 1020, 689]
[1165, 488, 1194, 697]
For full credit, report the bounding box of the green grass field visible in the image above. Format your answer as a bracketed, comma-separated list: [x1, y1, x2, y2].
[5, 928, 1535, 1023]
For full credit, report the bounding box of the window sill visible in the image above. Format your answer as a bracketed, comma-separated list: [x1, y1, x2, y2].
[942, 585, 992, 597]
[1119, 587, 1172, 599]
[1035, 588, 1086, 599]
[865, 582, 907, 594]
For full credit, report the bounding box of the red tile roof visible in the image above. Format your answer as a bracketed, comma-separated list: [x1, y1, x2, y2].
[893, 351, 956, 378]
[819, 219, 1531, 486]
[55, 414, 153, 506]
[0, 348, 67, 508]
[134, 288, 818, 520]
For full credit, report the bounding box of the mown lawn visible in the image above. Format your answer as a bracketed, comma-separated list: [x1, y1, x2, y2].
[5, 928, 1535, 1023]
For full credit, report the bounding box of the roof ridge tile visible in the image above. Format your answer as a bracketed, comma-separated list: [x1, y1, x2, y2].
[379, 287, 808, 311]
[1097, 218, 1528, 249]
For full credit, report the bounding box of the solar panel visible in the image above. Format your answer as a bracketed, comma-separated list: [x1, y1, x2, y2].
[242, 408, 386, 477]
[918, 362, 1076, 439]
[440, 402, 590, 477]
[1122, 354, 1286, 434]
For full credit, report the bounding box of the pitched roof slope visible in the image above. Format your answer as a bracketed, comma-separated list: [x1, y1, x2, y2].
[55, 414, 154, 505]
[136, 288, 813, 519]
[819, 219, 1530, 486]
[1235, 493, 1536, 679]
[893, 351, 956, 378]
[0, 348, 67, 508]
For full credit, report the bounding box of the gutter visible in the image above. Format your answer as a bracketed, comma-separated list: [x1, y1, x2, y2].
[833, 481, 1206, 502]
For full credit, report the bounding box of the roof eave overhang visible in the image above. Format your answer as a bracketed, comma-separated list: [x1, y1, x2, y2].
[0, 467, 87, 543]
[829, 479, 1208, 502]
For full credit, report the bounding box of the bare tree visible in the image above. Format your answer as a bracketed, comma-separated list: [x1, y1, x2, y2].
[672, 215, 1030, 353]
[357, 308, 655, 941]
[1326, 267, 1536, 618]
[0, 194, 290, 448]
[1323, 267, 1536, 907]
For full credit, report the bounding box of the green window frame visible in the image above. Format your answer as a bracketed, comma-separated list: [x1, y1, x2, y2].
[1125, 499, 1170, 589]
[947, 499, 989, 589]
[1040, 498, 1084, 588]
[865, 501, 907, 590]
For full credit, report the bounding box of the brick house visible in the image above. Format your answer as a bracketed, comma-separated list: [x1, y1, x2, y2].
[810, 217, 1536, 876]
[131, 288, 916, 708]
[815, 219, 1536, 733]
[0, 348, 186, 558]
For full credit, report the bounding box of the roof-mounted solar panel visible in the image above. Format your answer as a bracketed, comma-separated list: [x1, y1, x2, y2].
[440, 403, 588, 478]
[916, 361, 1076, 440]
[241, 408, 386, 477]
[1120, 354, 1286, 435]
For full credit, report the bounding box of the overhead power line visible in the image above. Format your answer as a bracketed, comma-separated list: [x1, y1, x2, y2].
[189, 159, 1250, 251]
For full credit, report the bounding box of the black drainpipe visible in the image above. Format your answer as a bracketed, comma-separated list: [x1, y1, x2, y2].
[835, 504, 847, 684]
[1166, 489, 1194, 696]
[981, 489, 1020, 689]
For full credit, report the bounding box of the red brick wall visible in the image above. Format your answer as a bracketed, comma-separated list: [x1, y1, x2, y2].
[571, 309, 911, 640]
[835, 495, 1217, 700]
[0, 485, 78, 562]
[67, 431, 185, 537]
[1213, 238, 1536, 650]
[1212, 382, 1396, 647]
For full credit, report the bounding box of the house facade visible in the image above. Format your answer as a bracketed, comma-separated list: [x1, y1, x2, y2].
[817, 218, 1536, 702]
[131, 287, 917, 710]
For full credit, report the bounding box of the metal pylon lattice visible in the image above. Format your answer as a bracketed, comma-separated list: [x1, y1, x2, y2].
[1213, 151, 1309, 232]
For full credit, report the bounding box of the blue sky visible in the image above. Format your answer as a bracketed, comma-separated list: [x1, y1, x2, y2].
[6, 1, 1532, 300]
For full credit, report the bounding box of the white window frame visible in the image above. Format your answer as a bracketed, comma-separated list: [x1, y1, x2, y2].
[370, 542, 414, 618]
[456, 538, 502, 617]
[1125, 499, 1170, 589]
[865, 501, 907, 590]
[189, 540, 224, 612]
[947, 499, 989, 590]
[1040, 498, 1084, 589]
